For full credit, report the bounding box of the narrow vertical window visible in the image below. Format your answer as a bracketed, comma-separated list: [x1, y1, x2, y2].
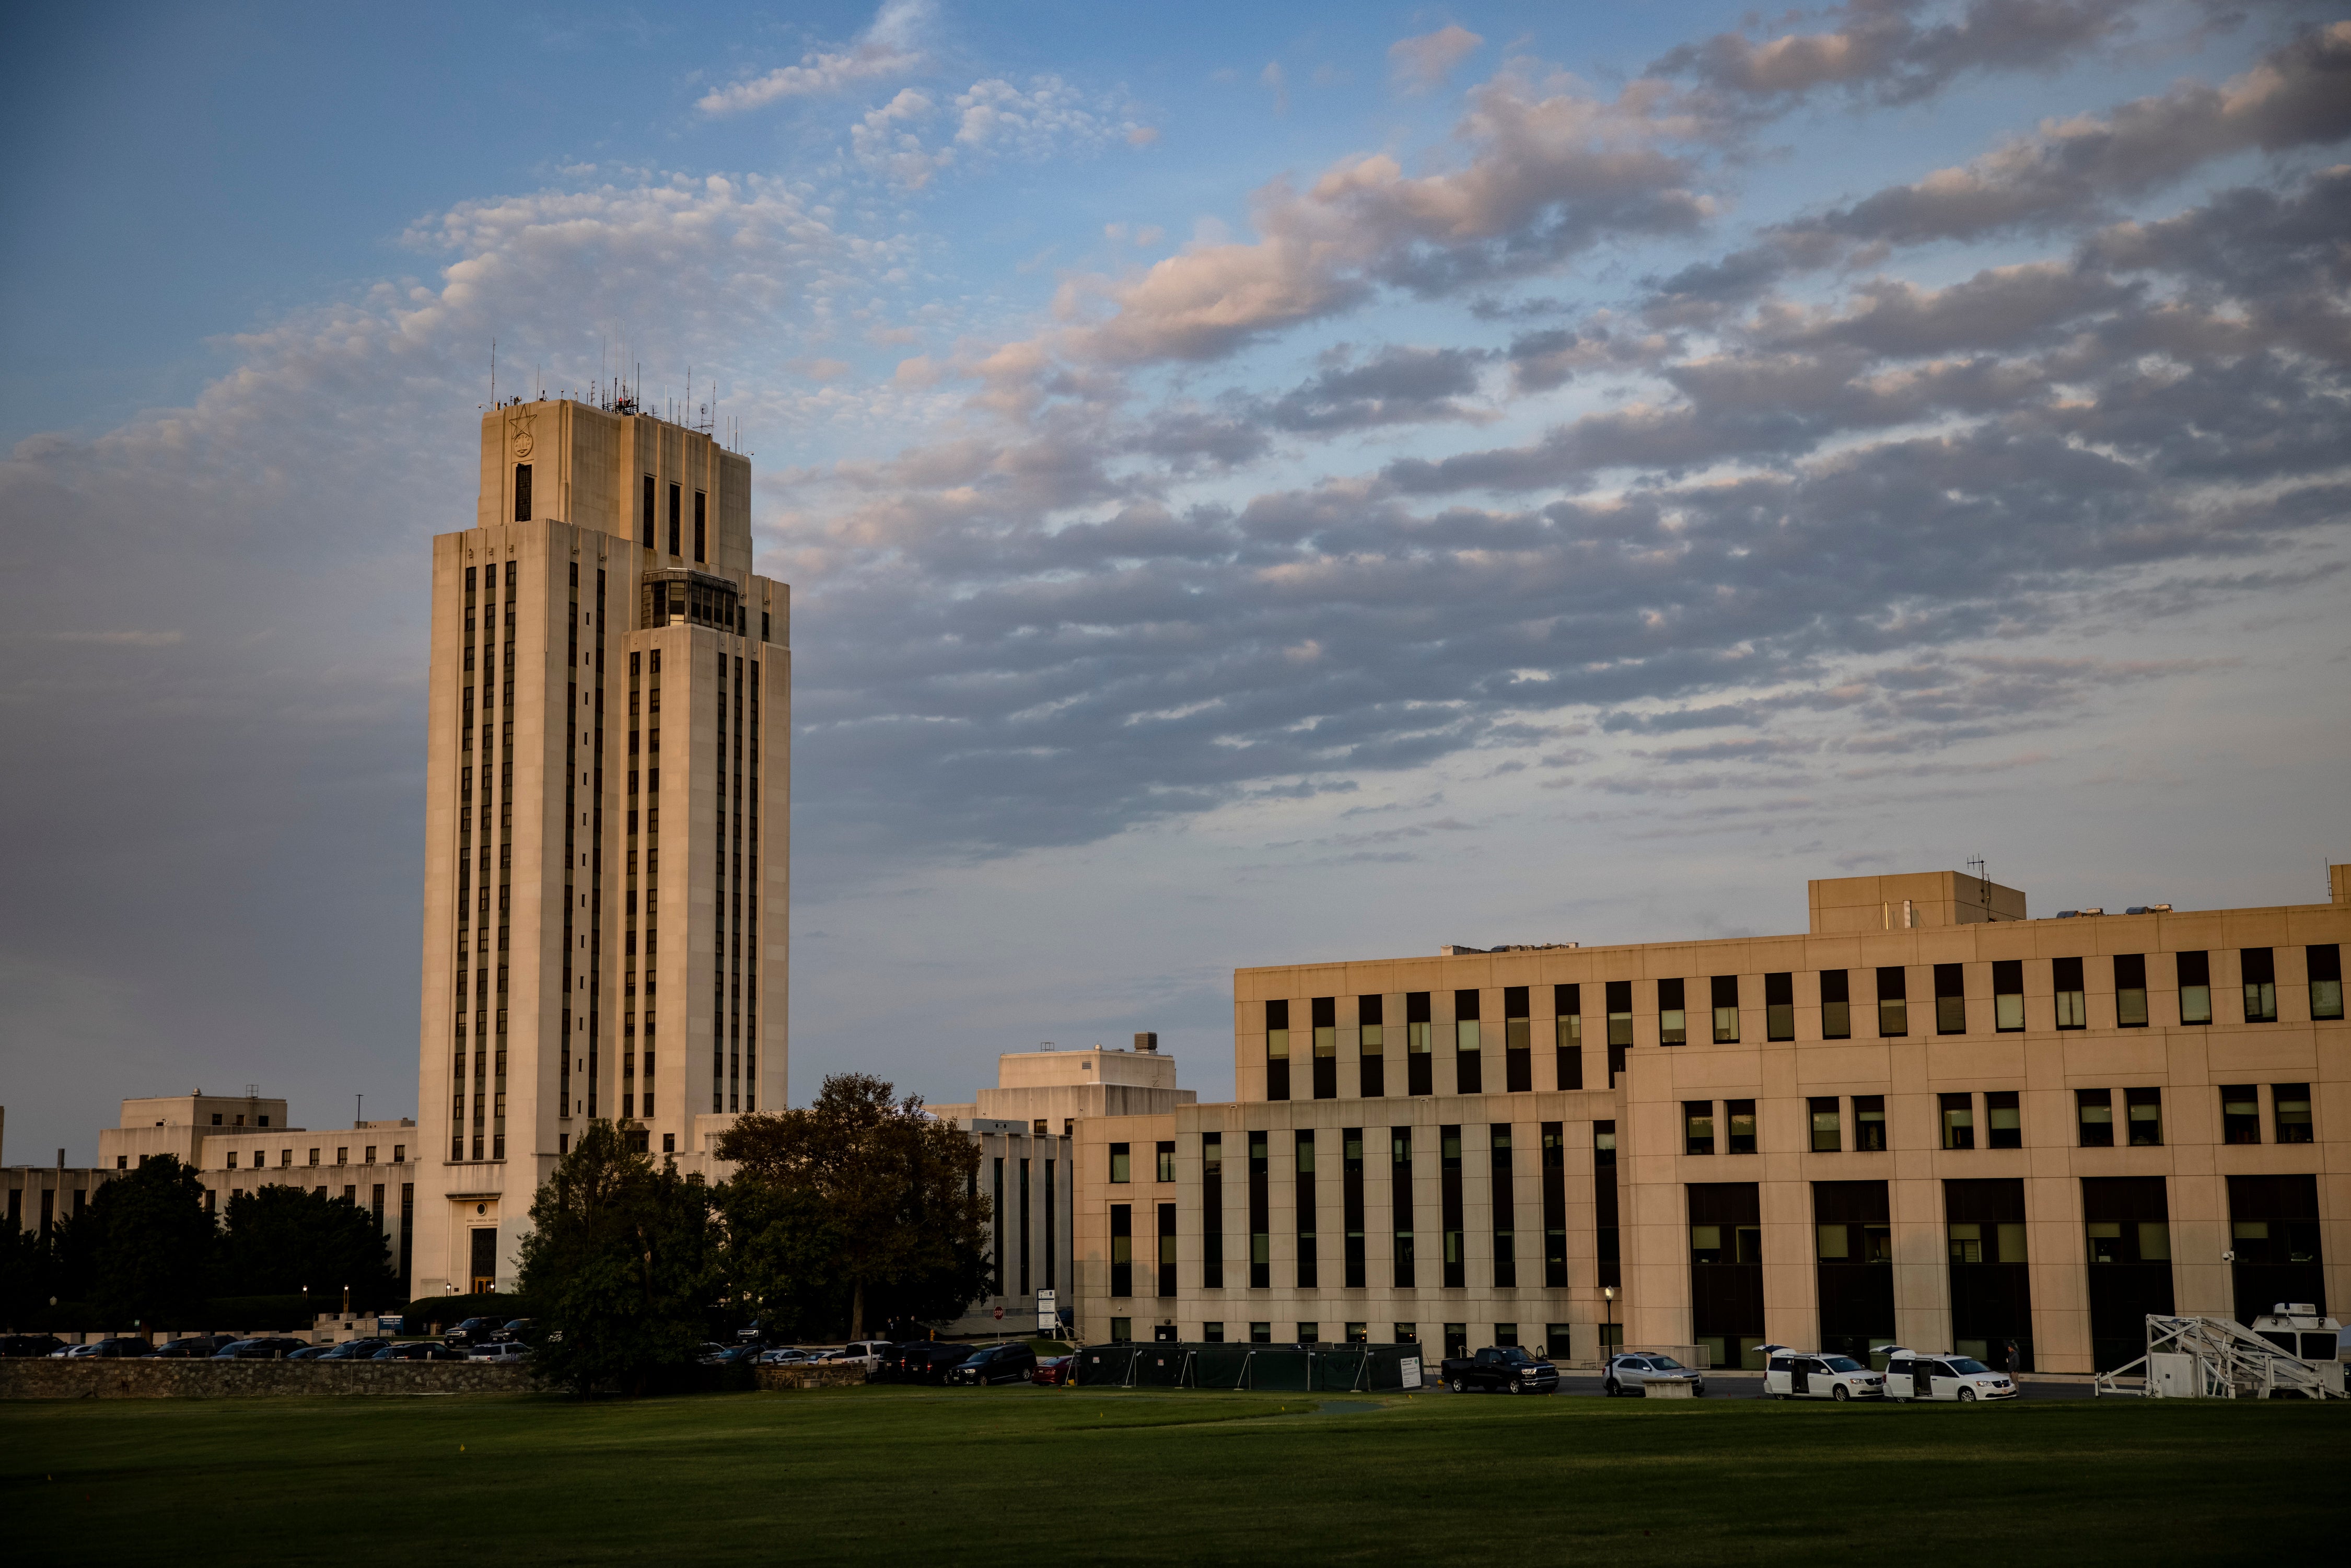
[514, 463, 533, 521]
[1342, 1129, 1366, 1290]
[1594, 1120, 1619, 1290]
[1109, 1142, 1130, 1183]
[2114, 954, 2148, 1027]
[1986, 1090, 2021, 1149]
[1264, 1000, 1290, 1100]
[1684, 1100, 1716, 1155]
[1248, 1131, 1270, 1290]
[1934, 963, 1965, 1035]
[1809, 1096, 1841, 1153]
[1438, 1126, 1464, 1289]
[2177, 950, 2212, 1025]
[2310, 945, 2344, 1021]
[1109, 1204, 1132, 1298]
[1503, 985, 1531, 1092]
[1406, 992, 1433, 1096]
[1201, 1133, 1223, 1290]
[1604, 979, 1632, 1085]
[1658, 978, 1687, 1045]
[1295, 1129, 1317, 1290]
[1940, 1093, 1975, 1150]
[667, 482, 681, 556]
[2273, 1083, 2313, 1144]
[1726, 1098, 1756, 1155]
[1764, 972, 1793, 1042]
[2126, 1087, 2163, 1146]
[693, 490, 706, 563]
[1554, 983, 1582, 1089]
[1540, 1122, 1566, 1288]
[2052, 956, 2087, 1029]
[2242, 948, 2277, 1022]
[1157, 1203, 1177, 1298]
[1454, 989, 1482, 1094]
[640, 474, 655, 548]
[1710, 975, 1740, 1043]
[1877, 967, 1907, 1037]
[1489, 1125, 1516, 1287]
[2219, 1085, 2261, 1145]
[1391, 1126, 1415, 1288]
[2077, 1088, 2114, 1147]
[1854, 1095, 1886, 1152]
[1358, 993, 1386, 1097]
[1993, 959, 2024, 1032]
[1820, 970, 1850, 1040]
[1155, 1141, 1175, 1183]
[1311, 996, 1337, 1100]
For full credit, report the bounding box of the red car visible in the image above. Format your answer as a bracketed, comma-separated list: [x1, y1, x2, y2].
[1030, 1355, 1072, 1387]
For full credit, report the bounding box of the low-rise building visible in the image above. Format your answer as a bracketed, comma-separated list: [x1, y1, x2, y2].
[1066, 867, 2348, 1375]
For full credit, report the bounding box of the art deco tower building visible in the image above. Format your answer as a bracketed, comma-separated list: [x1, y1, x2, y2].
[412, 398, 789, 1296]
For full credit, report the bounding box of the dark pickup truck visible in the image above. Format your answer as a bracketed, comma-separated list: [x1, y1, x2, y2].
[1440, 1345, 1561, 1395]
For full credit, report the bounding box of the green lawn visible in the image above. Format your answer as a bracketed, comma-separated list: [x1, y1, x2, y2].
[4, 1386, 2343, 1565]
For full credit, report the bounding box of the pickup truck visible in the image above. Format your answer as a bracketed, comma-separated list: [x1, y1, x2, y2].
[1440, 1345, 1561, 1395]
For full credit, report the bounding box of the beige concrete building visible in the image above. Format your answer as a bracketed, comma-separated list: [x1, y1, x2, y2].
[928, 1036, 1196, 1132]
[411, 396, 790, 1295]
[6, 1093, 420, 1288]
[1068, 867, 2349, 1374]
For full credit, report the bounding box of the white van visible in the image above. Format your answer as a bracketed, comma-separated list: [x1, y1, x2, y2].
[1764, 1351, 1884, 1401]
[1881, 1347, 2015, 1402]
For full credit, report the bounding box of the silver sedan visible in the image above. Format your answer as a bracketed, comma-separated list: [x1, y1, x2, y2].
[1603, 1352, 1706, 1397]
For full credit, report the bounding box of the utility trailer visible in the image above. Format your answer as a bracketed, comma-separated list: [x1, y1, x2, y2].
[2094, 1305, 2347, 1400]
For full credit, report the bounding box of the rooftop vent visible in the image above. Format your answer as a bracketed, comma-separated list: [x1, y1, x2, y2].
[2124, 903, 2173, 915]
[1440, 944, 1484, 956]
[2056, 910, 2078, 919]
[2078, 907, 2104, 916]
[1133, 1032, 1159, 1053]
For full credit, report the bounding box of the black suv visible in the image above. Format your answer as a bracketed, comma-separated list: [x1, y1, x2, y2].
[151, 1334, 238, 1358]
[445, 1316, 506, 1348]
[948, 1343, 1039, 1386]
[882, 1342, 974, 1385]
[0, 1334, 67, 1358]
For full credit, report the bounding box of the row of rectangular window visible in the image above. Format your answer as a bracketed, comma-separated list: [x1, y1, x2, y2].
[1099, 1322, 1574, 1358]
[220, 1145, 405, 1170]
[1262, 945, 2344, 1091]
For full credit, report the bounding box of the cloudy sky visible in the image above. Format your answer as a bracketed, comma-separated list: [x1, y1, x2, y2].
[4, 0, 2347, 1159]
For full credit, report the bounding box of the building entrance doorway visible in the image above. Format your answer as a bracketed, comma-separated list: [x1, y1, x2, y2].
[469, 1226, 497, 1294]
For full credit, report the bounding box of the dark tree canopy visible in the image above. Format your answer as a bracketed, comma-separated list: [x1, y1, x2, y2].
[520, 1120, 719, 1395]
[79, 1155, 217, 1328]
[0, 1224, 60, 1330]
[216, 1184, 398, 1309]
[718, 1073, 990, 1340]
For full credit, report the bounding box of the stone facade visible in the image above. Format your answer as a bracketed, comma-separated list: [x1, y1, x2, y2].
[0, 1360, 533, 1400]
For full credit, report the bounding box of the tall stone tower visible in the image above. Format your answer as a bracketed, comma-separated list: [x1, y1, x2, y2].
[411, 397, 789, 1296]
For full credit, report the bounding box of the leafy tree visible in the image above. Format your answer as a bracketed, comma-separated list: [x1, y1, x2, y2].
[718, 1074, 990, 1341]
[79, 1156, 216, 1329]
[713, 1176, 848, 1340]
[0, 1224, 59, 1330]
[216, 1184, 398, 1309]
[520, 1119, 719, 1395]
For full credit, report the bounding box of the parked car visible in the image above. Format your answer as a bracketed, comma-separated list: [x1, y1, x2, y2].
[1881, 1349, 2014, 1402]
[52, 1343, 103, 1358]
[755, 1346, 811, 1366]
[822, 1340, 895, 1369]
[491, 1318, 538, 1345]
[1031, 1355, 1072, 1387]
[150, 1334, 237, 1359]
[377, 1340, 468, 1362]
[1603, 1353, 1705, 1397]
[948, 1343, 1039, 1386]
[213, 1337, 309, 1360]
[699, 1343, 762, 1367]
[58, 1337, 155, 1360]
[881, 1342, 974, 1385]
[286, 1343, 336, 1360]
[1764, 1351, 1886, 1401]
[1441, 1345, 1561, 1395]
[0, 1334, 67, 1358]
[467, 1341, 533, 1364]
[318, 1339, 391, 1361]
[444, 1316, 507, 1348]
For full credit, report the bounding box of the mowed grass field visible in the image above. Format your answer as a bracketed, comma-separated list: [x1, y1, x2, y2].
[5, 1385, 2344, 1565]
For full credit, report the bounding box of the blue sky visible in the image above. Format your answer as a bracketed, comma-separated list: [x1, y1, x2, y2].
[4, 1, 2347, 1158]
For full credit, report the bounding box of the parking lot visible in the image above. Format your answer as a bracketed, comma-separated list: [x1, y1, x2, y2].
[1519, 1370, 2094, 1401]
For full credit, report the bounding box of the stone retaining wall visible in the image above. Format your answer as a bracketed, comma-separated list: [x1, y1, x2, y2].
[0, 1359, 536, 1400]
[754, 1362, 869, 1391]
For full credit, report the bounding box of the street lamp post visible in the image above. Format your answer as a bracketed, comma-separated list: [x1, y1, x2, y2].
[1602, 1285, 1617, 1371]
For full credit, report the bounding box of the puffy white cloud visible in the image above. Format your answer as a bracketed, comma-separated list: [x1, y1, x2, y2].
[698, 0, 932, 116]
[1390, 24, 1484, 95]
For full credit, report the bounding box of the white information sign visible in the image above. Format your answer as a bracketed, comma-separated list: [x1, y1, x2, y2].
[1400, 1355, 1422, 1390]
[1035, 1289, 1057, 1335]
